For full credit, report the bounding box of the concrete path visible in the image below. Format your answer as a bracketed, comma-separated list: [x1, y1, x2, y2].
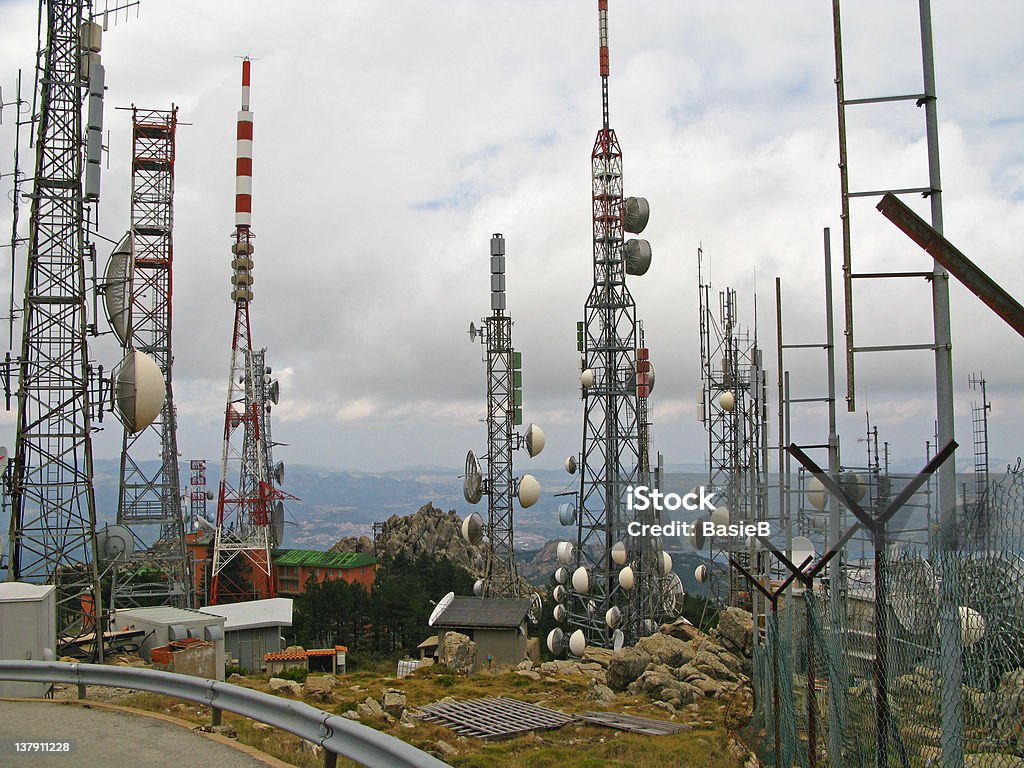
[0, 700, 285, 767]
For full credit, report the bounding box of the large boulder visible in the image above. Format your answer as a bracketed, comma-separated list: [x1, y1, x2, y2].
[303, 675, 337, 698]
[636, 632, 696, 668]
[714, 607, 753, 656]
[691, 649, 739, 684]
[581, 646, 614, 669]
[587, 680, 617, 705]
[439, 631, 477, 674]
[382, 689, 406, 718]
[268, 677, 303, 696]
[356, 697, 384, 720]
[607, 647, 652, 691]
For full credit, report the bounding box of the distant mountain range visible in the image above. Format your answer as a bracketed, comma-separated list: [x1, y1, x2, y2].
[92, 456, 996, 567]
[92, 459, 710, 551]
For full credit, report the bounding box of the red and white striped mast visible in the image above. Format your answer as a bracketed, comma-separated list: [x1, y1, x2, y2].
[210, 58, 273, 603]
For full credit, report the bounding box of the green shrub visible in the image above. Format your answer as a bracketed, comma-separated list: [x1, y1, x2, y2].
[275, 667, 308, 683]
[225, 664, 248, 678]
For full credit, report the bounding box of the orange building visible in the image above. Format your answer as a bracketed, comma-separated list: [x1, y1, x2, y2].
[272, 549, 377, 595]
[185, 533, 376, 604]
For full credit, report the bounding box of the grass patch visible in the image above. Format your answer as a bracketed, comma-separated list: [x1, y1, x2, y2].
[107, 666, 750, 768]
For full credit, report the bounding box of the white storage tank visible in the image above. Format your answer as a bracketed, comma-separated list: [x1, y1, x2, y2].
[0, 582, 56, 697]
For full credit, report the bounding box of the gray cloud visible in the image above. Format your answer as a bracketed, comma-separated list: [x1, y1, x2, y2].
[0, 1, 1021, 474]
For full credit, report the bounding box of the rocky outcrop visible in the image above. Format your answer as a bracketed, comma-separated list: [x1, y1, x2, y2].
[545, 610, 754, 717]
[331, 502, 483, 574]
[439, 631, 477, 674]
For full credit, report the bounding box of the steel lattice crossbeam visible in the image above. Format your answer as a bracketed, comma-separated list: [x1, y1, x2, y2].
[6, 0, 103, 651]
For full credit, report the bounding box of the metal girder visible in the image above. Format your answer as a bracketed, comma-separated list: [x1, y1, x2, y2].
[877, 192, 1024, 338]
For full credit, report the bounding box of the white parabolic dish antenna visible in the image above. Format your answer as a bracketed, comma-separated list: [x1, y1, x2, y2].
[525, 424, 545, 458]
[806, 477, 827, 511]
[272, 500, 285, 545]
[568, 629, 587, 656]
[546, 628, 564, 655]
[791, 536, 816, 570]
[890, 556, 938, 635]
[790, 536, 816, 594]
[103, 232, 133, 346]
[97, 524, 134, 561]
[527, 592, 543, 625]
[610, 540, 627, 566]
[556, 541, 574, 564]
[463, 451, 483, 504]
[518, 474, 541, 508]
[114, 349, 166, 433]
[0, 445, 8, 475]
[461, 512, 484, 546]
[428, 591, 455, 627]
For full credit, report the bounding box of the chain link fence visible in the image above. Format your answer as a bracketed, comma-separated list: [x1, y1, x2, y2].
[743, 461, 1024, 767]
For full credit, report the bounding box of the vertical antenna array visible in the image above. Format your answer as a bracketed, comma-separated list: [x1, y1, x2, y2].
[109, 105, 192, 610]
[462, 234, 544, 602]
[5, 2, 105, 656]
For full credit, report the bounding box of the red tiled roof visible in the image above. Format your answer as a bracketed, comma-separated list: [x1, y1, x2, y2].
[264, 651, 307, 662]
[306, 648, 334, 657]
[334, 645, 348, 652]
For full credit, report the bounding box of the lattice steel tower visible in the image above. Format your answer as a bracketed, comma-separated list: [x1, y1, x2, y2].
[189, 459, 210, 525]
[462, 233, 544, 600]
[211, 59, 289, 604]
[4, 3, 108, 654]
[697, 249, 767, 608]
[108, 106, 191, 610]
[562, 0, 661, 653]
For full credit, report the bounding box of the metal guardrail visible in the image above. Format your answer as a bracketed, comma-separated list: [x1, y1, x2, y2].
[0, 660, 448, 768]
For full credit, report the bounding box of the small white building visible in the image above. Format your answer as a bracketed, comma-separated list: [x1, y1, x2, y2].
[200, 597, 293, 674]
[0, 582, 56, 697]
[114, 606, 226, 680]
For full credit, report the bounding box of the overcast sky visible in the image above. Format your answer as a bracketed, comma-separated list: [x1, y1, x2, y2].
[0, 1, 1021, 477]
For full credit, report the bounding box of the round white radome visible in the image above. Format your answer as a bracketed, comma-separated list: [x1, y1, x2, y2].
[568, 629, 587, 657]
[618, 566, 635, 591]
[572, 566, 590, 594]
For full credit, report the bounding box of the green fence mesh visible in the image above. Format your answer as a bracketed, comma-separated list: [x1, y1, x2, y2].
[743, 461, 1024, 767]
